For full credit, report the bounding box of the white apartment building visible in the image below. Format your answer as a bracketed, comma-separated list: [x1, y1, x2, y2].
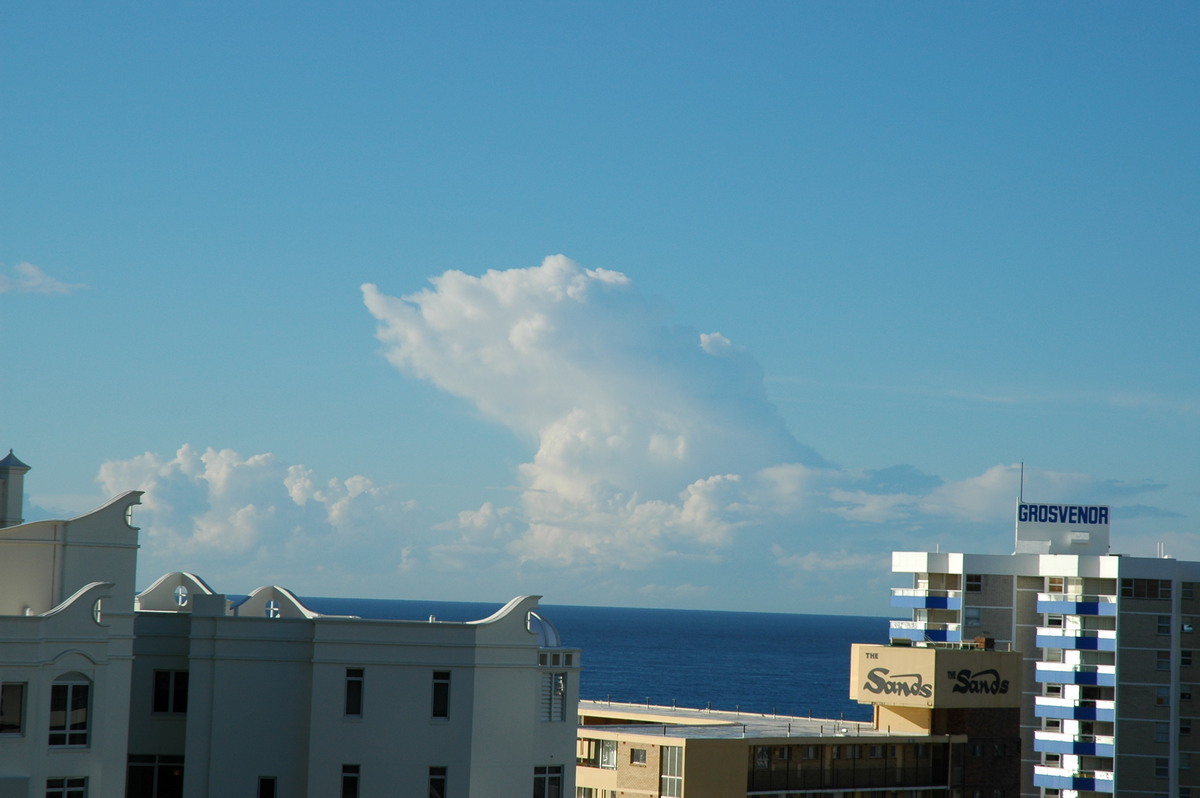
[0, 452, 580, 798]
[892, 499, 1200, 798]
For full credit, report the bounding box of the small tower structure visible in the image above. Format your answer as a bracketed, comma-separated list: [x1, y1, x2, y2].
[0, 449, 30, 528]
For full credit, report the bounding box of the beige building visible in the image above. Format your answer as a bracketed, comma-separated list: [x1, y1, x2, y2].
[576, 643, 1023, 798]
[892, 500, 1200, 797]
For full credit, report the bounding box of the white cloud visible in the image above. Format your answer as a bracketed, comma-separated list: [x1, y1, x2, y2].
[364, 255, 828, 568]
[0, 262, 84, 294]
[359, 257, 1183, 592]
[80, 256, 1183, 613]
[97, 444, 418, 592]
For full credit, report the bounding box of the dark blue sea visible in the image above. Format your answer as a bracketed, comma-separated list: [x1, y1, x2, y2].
[301, 598, 888, 722]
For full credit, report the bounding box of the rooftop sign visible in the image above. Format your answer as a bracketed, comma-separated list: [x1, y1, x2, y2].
[1014, 501, 1110, 555]
[849, 644, 1022, 709]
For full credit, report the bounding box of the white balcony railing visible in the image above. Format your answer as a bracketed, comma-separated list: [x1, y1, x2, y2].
[1036, 627, 1117, 640]
[892, 588, 963, 599]
[1036, 662, 1117, 676]
[1035, 696, 1116, 712]
[890, 620, 961, 632]
[1033, 765, 1114, 782]
[1034, 730, 1116, 747]
[1037, 593, 1117, 605]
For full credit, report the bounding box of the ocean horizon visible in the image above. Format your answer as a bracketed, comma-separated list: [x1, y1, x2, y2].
[299, 597, 888, 722]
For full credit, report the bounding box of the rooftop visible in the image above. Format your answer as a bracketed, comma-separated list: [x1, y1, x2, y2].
[579, 700, 951, 741]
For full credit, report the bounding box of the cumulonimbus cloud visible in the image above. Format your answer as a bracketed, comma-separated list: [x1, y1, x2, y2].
[362, 256, 1157, 571]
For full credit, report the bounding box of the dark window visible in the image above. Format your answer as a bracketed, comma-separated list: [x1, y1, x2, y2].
[966, 574, 983, 593]
[1123, 579, 1173, 599]
[49, 681, 89, 746]
[532, 765, 562, 798]
[345, 668, 364, 717]
[258, 777, 276, 798]
[153, 671, 188, 714]
[630, 748, 647, 765]
[432, 672, 450, 719]
[126, 755, 184, 798]
[0, 682, 24, 734]
[45, 778, 87, 798]
[429, 767, 447, 798]
[341, 765, 359, 798]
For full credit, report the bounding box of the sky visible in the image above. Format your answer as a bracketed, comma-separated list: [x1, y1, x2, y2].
[2, 2, 1197, 617]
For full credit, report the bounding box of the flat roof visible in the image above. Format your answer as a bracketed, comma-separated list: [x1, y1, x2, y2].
[579, 701, 956, 742]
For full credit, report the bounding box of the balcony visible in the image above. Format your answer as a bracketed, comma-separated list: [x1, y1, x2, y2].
[1036, 627, 1116, 651]
[1033, 730, 1115, 757]
[889, 620, 961, 644]
[1035, 662, 1116, 687]
[1036, 593, 1117, 617]
[1034, 696, 1115, 722]
[1033, 765, 1114, 793]
[891, 588, 962, 610]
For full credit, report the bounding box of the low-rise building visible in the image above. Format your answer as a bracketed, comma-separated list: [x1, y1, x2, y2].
[0, 452, 580, 798]
[577, 642, 1023, 798]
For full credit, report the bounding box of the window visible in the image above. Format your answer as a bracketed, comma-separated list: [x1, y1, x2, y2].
[1048, 577, 1064, 593]
[1186, 583, 1196, 601]
[431, 671, 450, 719]
[49, 678, 90, 747]
[1047, 614, 1064, 628]
[966, 574, 983, 593]
[1184, 718, 1194, 736]
[429, 767, 447, 798]
[344, 668, 363, 717]
[45, 778, 86, 798]
[533, 766, 562, 798]
[1158, 687, 1172, 706]
[1157, 722, 1170, 742]
[341, 765, 359, 798]
[965, 607, 981, 627]
[1045, 684, 1063, 697]
[126, 755, 184, 798]
[599, 740, 617, 769]
[1184, 752, 1193, 770]
[153, 671, 188, 714]
[1186, 651, 1196, 668]
[1186, 686, 1195, 702]
[576, 790, 593, 798]
[541, 672, 566, 721]
[630, 748, 647, 765]
[1160, 616, 1174, 635]
[1044, 719, 1062, 731]
[1123, 579, 1173, 599]
[803, 745, 819, 759]
[660, 746, 682, 798]
[0, 682, 24, 734]
[258, 777, 276, 798]
[1157, 758, 1170, 778]
[1160, 651, 1173, 671]
[870, 745, 883, 759]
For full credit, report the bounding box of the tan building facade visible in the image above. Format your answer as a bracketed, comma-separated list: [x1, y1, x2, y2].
[577, 644, 1023, 798]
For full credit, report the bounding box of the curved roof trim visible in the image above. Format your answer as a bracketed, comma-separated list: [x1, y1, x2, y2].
[470, 594, 542, 626]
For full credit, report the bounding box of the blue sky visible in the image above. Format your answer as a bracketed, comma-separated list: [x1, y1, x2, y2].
[2, 2, 1197, 616]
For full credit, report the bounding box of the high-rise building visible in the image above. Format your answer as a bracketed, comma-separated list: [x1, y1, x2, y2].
[891, 500, 1199, 797]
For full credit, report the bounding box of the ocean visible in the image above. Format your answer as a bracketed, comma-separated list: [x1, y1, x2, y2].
[301, 597, 888, 723]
